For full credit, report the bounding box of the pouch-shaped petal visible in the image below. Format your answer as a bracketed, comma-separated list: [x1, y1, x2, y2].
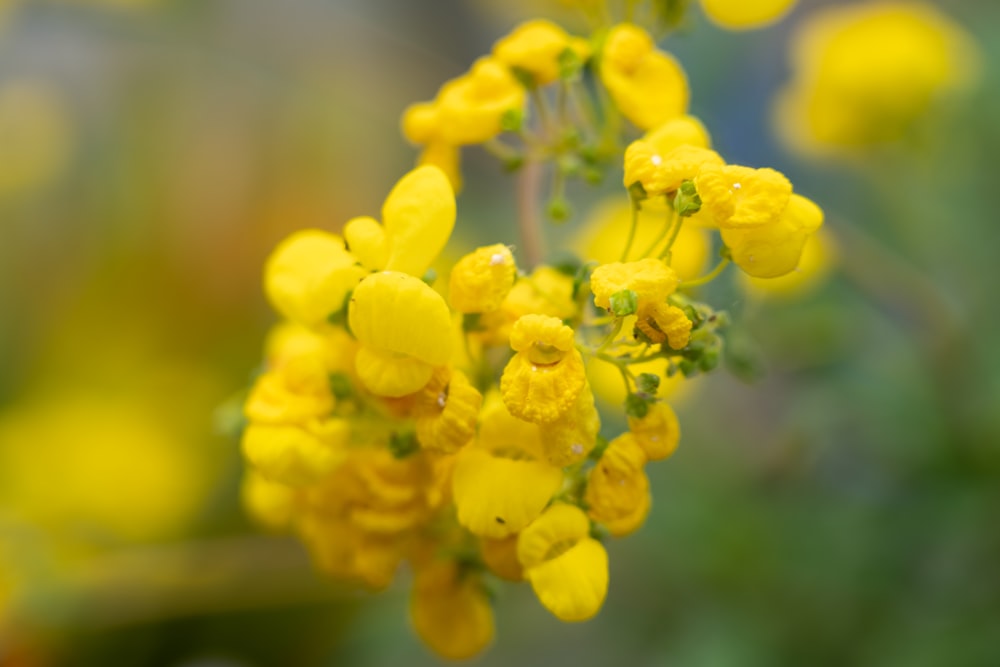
[722, 193, 823, 278]
[381, 166, 456, 276]
[355, 346, 436, 398]
[449, 244, 517, 314]
[264, 230, 367, 327]
[452, 446, 563, 538]
[585, 434, 651, 536]
[628, 402, 681, 461]
[349, 271, 454, 365]
[518, 504, 608, 622]
[643, 115, 712, 152]
[696, 165, 792, 229]
[590, 258, 679, 310]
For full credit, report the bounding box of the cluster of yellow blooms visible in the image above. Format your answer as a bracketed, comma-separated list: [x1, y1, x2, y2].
[240, 1, 826, 659]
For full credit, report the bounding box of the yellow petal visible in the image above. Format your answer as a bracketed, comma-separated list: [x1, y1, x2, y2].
[696, 165, 792, 229]
[452, 447, 563, 538]
[264, 230, 367, 327]
[591, 258, 679, 310]
[436, 57, 526, 145]
[585, 434, 651, 536]
[348, 271, 454, 365]
[739, 227, 837, 300]
[517, 502, 590, 568]
[343, 215, 389, 271]
[381, 165, 456, 276]
[721, 193, 824, 278]
[493, 19, 591, 85]
[643, 115, 712, 152]
[417, 141, 462, 193]
[480, 535, 524, 581]
[500, 349, 587, 424]
[241, 470, 297, 530]
[354, 346, 435, 398]
[536, 386, 600, 467]
[635, 302, 692, 350]
[415, 370, 483, 454]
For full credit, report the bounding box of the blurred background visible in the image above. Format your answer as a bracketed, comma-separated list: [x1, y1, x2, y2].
[1, 0, 998, 665]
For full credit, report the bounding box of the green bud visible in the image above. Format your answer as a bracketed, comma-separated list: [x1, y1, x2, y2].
[500, 108, 524, 132]
[389, 431, 420, 459]
[625, 392, 651, 419]
[609, 289, 639, 317]
[421, 268, 437, 285]
[558, 47, 583, 80]
[677, 358, 698, 377]
[509, 67, 537, 90]
[583, 167, 604, 185]
[547, 197, 572, 223]
[462, 312, 483, 333]
[673, 179, 702, 216]
[636, 373, 661, 395]
[502, 154, 525, 172]
[558, 154, 581, 176]
[628, 181, 648, 203]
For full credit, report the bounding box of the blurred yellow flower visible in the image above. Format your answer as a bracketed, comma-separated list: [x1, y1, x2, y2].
[721, 193, 824, 278]
[739, 227, 837, 299]
[775, 2, 979, 153]
[493, 18, 591, 86]
[585, 433, 651, 536]
[410, 559, 494, 660]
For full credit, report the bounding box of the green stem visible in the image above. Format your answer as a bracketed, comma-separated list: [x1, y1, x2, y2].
[619, 200, 640, 261]
[640, 205, 676, 258]
[658, 212, 685, 263]
[595, 317, 624, 355]
[679, 258, 731, 289]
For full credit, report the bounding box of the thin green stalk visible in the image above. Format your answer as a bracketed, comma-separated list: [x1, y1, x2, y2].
[619, 200, 640, 261]
[679, 258, 731, 289]
[640, 205, 676, 258]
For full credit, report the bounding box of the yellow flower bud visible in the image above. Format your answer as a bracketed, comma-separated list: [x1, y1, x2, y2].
[700, 0, 797, 30]
[536, 386, 600, 467]
[585, 433, 651, 536]
[628, 402, 681, 461]
[643, 115, 712, 152]
[241, 470, 297, 530]
[449, 244, 517, 313]
[591, 258, 679, 311]
[493, 19, 591, 85]
[410, 560, 495, 660]
[517, 503, 609, 622]
[600, 24, 689, 130]
[264, 230, 367, 328]
[721, 193, 824, 278]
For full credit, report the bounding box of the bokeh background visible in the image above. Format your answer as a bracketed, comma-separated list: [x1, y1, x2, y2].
[1, 0, 999, 665]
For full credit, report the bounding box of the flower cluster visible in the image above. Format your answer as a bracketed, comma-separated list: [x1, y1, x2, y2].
[241, 3, 824, 659]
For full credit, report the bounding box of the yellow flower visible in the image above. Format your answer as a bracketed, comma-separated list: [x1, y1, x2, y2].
[241, 419, 350, 486]
[410, 559, 495, 660]
[695, 165, 792, 229]
[721, 193, 824, 278]
[452, 393, 563, 538]
[585, 433, 651, 536]
[342, 165, 456, 277]
[590, 258, 679, 310]
[500, 314, 587, 424]
[264, 230, 367, 328]
[416, 141, 463, 192]
[414, 368, 483, 455]
[700, 0, 797, 31]
[298, 512, 404, 590]
[426, 57, 526, 146]
[624, 141, 725, 197]
[449, 244, 517, 313]
[537, 386, 600, 467]
[493, 19, 591, 86]
[775, 3, 979, 152]
[628, 402, 681, 461]
[348, 271, 454, 397]
[739, 227, 837, 299]
[635, 302, 692, 350]
[517, 503, 609, 622]
[480, 535, 524, 581]
[600, 24, 689, 130]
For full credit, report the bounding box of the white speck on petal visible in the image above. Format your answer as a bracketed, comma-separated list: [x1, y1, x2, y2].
[651, 154, 663, 166]
[571, 444, 584, 455]
[490, 253, 505, 266]
[733, 182, 742, 190]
